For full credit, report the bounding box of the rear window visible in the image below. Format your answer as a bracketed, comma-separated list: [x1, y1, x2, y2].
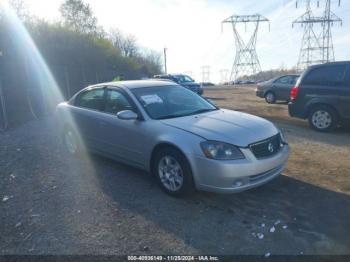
[76, 88, 105, 111]
[303, 65, 346, 86]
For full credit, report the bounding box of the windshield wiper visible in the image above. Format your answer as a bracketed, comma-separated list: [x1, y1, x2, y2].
[157, 108, 217, 120]
[185, 108, 217, 116]
[157, 114, 181, 120]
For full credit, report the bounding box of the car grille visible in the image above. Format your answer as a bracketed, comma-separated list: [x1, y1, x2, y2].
[249, 134, 282, 159]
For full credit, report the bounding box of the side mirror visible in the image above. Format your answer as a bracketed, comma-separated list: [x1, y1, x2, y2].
[117, 110, 138, 120]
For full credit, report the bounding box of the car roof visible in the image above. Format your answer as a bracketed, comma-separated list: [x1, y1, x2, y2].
[89, 80, 177, 90]
[308, 61, 350, 69]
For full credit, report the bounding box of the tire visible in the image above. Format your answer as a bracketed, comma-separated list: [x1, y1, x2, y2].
[265, 92, 276, 104]
[63, 127, 81, 155]
[153, 147, 194, 196]
[308, 105, 338, 132]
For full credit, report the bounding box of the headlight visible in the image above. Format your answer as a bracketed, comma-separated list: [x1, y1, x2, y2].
[278, 129, 287, 145]
[200, 141, 245, 160]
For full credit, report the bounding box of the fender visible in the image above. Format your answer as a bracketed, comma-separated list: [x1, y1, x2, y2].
[304, 96, 340, 117]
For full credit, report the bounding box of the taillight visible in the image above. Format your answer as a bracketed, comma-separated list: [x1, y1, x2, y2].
[290, 86, 299, 101]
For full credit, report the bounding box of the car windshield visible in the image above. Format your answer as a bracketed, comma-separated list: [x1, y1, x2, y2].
[173, 75, 194, 83]
[131, 85, 217, 120]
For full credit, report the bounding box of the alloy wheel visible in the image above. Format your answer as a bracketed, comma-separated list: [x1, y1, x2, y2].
[158, 156, 184, 192]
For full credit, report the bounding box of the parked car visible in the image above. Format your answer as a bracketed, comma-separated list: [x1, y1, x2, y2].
[56, 80, 289, 196]
[288, 61, 350, 132]
[153, 74, 203, 95]
[256, 75, 300, 103]
[200, 82, 215, 87]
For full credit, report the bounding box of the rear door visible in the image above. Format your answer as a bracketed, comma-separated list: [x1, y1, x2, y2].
[71, 87, 107, 151]
[273, 75, 294, 100]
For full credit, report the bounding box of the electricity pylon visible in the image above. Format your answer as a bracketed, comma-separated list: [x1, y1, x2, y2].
[293, 0, 342, 70]
[322, 0, 342, 62]
[219, 69, 229, 83]
[222, 14, 269, 82]
[200, 66, 210, 82]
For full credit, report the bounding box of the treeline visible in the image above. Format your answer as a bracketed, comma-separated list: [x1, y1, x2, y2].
[0, 0, 162, 80]
[0, 0, 162, 129]
[238, 68, 299, 82]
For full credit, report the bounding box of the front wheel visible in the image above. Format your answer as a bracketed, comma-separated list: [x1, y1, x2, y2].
[153, 147, 194, 196]
[265, 92, 276, 104]
[308, 105, 338, 132]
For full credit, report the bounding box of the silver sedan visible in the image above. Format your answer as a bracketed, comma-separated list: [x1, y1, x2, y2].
[56, 80, 289, 196]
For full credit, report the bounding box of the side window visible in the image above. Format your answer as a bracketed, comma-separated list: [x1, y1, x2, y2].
[303, 65, 346, 86]
[105, 89, 133, 114]
[76, 88, 105, 111]
[275, 76, 291, 84]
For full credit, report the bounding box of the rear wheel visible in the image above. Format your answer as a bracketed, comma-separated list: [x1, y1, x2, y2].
[308, 105, 338, 132]
[153, 147, 194, 196]
[265, 92, 276, 104]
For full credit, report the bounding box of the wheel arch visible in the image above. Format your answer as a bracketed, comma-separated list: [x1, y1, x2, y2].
[264, 89, 275, 97]
[305, 101, 340, 119]
[149, 142, 194, 177]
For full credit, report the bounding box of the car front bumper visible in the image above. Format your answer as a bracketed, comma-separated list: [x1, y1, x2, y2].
[191, 144, 289, 193]
[255, 89, 264, 98]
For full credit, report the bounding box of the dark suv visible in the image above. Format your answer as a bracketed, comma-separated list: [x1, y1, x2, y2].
[153, 74, 203, 95]
[288, 61, 350, 132]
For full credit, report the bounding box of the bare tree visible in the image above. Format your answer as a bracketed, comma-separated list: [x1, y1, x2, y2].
[59, 0, 98, 35]
[109, 28, 138, 57]
[3, 0, 30, 21]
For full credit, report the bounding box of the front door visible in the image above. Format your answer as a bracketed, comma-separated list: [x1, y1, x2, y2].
[97, 88, 147, 168]
[273, 75, 294, 100]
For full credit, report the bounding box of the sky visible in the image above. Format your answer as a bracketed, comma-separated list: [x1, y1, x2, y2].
[21, 0, 350, 83]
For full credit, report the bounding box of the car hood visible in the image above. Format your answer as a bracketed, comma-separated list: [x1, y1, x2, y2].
[160, 109, 279, 147]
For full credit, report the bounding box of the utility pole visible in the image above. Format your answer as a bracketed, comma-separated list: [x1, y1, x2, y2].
[163, 47, 167, 74]
[222, 14, 269, 82]
[293, 0, 342, 71]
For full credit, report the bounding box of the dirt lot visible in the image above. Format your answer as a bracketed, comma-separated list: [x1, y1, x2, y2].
[1, 86, 350, 256]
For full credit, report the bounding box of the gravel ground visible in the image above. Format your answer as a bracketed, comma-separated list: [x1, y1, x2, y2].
[1, 86, 350, 255]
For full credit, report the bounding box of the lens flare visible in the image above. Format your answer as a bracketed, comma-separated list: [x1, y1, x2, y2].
[1, 1, 95, 168]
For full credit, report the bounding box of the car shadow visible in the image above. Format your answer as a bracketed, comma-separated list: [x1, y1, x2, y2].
[90, 154, 350, 255]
